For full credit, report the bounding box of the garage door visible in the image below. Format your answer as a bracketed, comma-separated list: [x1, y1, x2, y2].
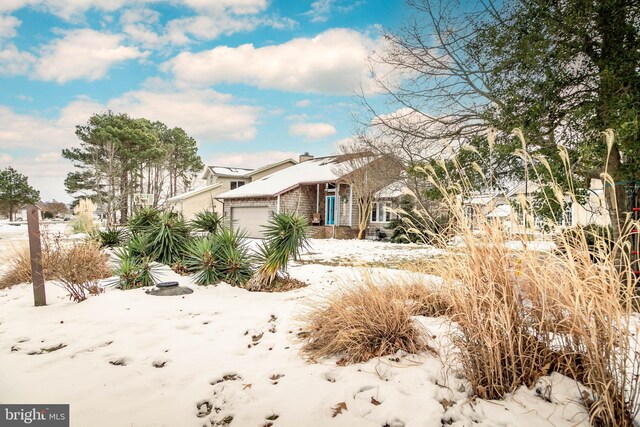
[231, 206, 269, 238]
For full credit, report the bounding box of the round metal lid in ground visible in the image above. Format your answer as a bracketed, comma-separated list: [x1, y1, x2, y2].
[156, 281, 179, 288]
[146, 282, 193, 296]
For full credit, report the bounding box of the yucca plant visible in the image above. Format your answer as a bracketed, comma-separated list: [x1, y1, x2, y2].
[146, 212, 192, 265]
[184, 237, 222, 285]
[112, 246, 157, 289]
[247, 213, 309, 290]
[128, 206, 162, 234]
[216, 227, 253, 286]
[191, 210, 222, 234]
[94, 227, 130, 248]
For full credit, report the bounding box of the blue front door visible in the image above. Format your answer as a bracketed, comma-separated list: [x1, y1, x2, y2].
[325, 196, 335, 225]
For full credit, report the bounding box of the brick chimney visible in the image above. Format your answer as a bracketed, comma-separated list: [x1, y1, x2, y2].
[299, 152, 314, 163]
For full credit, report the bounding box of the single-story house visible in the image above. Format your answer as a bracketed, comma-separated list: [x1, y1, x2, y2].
[166, 158, 297, 220]
[217, 154, 402, 239]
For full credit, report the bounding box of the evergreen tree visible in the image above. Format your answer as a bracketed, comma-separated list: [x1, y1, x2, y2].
[0, 167, 40, 221]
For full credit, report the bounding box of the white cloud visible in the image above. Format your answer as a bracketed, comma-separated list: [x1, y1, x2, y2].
[304, 0, 362, 23]
[107, 87, 261, 142]
[0, 44, 35, 76]
[289, 122, 336, 140]
[0, 0, 269, 23]
[33, 28, 148, 83]
[295, 99, 311, 107]
[0, 14, 20, 39]
[165, 28, 381, 95]
[119, 6, 295, 50]
[205, 150, 300, 169]
[181, 0, 267, 15]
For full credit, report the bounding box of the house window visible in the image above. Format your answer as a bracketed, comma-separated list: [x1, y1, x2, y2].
[230, 181, 246, 190]
[371, 201, 394, 223]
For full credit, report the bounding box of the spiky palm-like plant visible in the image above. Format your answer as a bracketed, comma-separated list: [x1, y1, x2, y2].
[184, 237, 222, 285]
[94, 227, 130, 248]
[249, 213, 309, 290]
[113, 245, 157, 289]
[216, 228, 252, 286]
[128, 206, 162, 234]
[146, 212, 192, 265]
[191, 210, 222, 234]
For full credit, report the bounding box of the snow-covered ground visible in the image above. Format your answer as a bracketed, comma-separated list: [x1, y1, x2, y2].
[0, 237, 588, 427]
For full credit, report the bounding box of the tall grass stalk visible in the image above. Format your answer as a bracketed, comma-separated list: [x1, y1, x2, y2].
[403, 129, 640, 426]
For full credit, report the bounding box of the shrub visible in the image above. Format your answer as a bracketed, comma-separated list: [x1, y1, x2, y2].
[184, 237, 222, 286]
[0, 237, 110, 300]
[216, 228, 252, 286]
[43, 211, 54, 219]
[71, 198, 96, 234]
[247, 213, 309, 291]
[128, 206, 161, 234]
[94, 227, 130, 248]
[191, 210, 222, 234]
[405, 138, 640, 426]
[113, 245, 157, 290]
[145, 212, 191, 265]
[55, 241, 111, 302]
[299, 279, 433, 364]
[184, 228, 253, 286]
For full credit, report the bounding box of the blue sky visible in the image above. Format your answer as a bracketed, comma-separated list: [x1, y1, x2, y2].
[0, 0, 407, 202]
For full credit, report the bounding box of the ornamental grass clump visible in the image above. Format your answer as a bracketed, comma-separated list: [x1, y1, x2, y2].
[246, 213, 309, 291]
[299, 278, 433, 364]
[401, 129, 640, 427]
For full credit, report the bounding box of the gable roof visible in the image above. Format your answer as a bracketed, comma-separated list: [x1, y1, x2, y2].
[217, 156, 343, 199]
[207, 166, 254, 178]
[166, 183, 222, 202]
[244, 158, 297, 178]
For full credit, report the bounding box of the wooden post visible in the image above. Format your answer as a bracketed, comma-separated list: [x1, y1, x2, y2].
[27, 205, 46, 306]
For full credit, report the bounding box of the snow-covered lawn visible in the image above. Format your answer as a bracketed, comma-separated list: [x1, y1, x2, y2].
[0, 238, 588, 427]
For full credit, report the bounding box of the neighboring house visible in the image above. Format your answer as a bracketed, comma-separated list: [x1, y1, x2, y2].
[217, 154, 402, 239]
[166, 158, 297, 220]
[16, 201, 47, 222]
[464, 179, 610, 231]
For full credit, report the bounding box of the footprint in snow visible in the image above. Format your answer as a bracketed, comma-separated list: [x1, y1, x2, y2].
[322, 372, 337, 383]
[108, 357, 128, 366]
[152, 360, 168, 368]
[210, 373, 242, 385]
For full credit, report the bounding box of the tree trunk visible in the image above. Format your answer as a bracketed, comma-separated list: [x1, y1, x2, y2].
[603, 145, 628, 244]
[120, 173, 128, 224]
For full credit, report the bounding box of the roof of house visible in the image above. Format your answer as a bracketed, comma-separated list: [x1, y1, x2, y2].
[217, 156, 343, 199]
[244, 158, 297, 178]
[208, 166, 254, 178]
[375, 181, 408, 199]
[166, 183, 222, 202]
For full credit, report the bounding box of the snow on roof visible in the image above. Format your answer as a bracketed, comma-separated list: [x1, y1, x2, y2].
[218, 156, 341, 199]
[166, 183, 221, 202]
[487, 203, 512, 218]
[375, 181, 408, 199]
[209, 166, 254, 178]
[245, 158, 297, 177]
[466, 193, 497, 205]
[505, 181, 541, 198]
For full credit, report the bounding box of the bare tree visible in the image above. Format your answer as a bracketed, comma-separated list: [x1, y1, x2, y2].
[334, 140, 404, 239]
